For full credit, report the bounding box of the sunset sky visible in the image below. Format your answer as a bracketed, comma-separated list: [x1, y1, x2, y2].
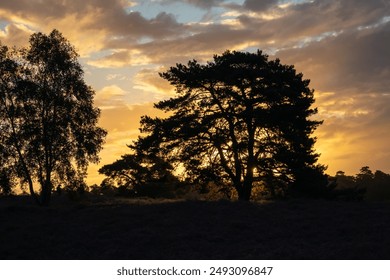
[1, 0, 389, 185]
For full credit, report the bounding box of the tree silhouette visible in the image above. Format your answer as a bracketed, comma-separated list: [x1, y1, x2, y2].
[134, 50, 324, 200]
[331, 167, 390, 201]
[99, 152, 178, 197]
[0, 44, 17, 195]
[0, 168, 14, 195]
[356, 166, 374, 182]
[0, 30, 106, 205]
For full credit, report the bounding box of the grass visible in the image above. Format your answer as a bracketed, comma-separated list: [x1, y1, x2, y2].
[1, 195, 390, 259]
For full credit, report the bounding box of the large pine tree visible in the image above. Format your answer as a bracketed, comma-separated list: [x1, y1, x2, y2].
[127, 50, 325, 200]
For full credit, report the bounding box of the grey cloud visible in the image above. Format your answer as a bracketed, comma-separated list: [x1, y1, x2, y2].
[2, 0, 387, 60]
[157, 0, 226, 9]
[95, 21, 256, 67]
[243, 0, 279, 11]
[277, 21, 390, 94]
[0, 0, 186, 42]
[97, 11, 185, 40]
[0, 0, 68, 19]
[0, 0, 128, 20]
[235, 0, 389, 49]
[107, 0, 390, 78]
[133, 24, 254, 64]
[287, 0, 389, 30]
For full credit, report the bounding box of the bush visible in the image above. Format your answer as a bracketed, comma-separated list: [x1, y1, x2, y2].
[0, 169, 14, 196]
[365, 170, 390, 201]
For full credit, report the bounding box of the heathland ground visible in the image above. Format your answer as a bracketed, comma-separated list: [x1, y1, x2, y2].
[1, 196, 389, 259]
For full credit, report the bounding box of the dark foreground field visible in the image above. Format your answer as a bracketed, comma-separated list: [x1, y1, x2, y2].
[1, 196, 390, 259]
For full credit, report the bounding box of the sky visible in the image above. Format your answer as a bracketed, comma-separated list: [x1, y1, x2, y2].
[0, 0, 389, 185]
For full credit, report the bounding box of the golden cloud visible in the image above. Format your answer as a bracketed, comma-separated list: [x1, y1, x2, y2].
[133, 67, 175, 99]
[87, 49, 151, 68]
[0, 22, 33, 47]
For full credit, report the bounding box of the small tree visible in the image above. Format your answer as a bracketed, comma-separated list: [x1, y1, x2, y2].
[364, 168, 390, 201]
[0, 30, 106, 205]
[99, 151, 178, 196]
[135, 50, 324, 201]
[356, 166, 374, 183]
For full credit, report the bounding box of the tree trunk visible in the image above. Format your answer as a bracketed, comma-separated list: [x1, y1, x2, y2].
[40, 177, 53, 206]
[27, 175, 41, 205]
[17, 151, 40, 205]
[237, 163, 254, 201]
[237, 181, 252, 201]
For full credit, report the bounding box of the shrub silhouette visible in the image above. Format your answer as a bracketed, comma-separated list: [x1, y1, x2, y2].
[365, 170, 390, 201]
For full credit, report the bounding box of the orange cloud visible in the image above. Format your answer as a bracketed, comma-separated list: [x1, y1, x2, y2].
[0, 23, 32, 47]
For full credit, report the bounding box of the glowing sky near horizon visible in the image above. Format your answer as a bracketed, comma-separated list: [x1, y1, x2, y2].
[0, 0, 389, 184]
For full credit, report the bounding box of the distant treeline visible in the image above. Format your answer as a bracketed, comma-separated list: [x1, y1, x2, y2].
[95, 166, 390, 201]
[328, 167, 390, 201]
[1, 165, 389, 202]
